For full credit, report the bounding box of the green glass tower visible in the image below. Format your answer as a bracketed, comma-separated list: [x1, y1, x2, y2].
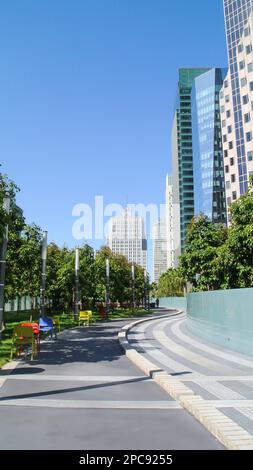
[172, 68, 210, 264]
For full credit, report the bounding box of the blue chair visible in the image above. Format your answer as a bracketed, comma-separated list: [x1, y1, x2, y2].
[39, 316, 57, 340]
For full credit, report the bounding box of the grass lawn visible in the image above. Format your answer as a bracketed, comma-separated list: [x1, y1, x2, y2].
[0, 307, 155, 368]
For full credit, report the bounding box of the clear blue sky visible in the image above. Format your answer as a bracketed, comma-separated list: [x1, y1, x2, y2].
[0, 0, 227, 273]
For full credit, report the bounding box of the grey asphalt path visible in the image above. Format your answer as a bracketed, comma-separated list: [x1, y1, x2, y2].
[128, 312, 253, 439]
[0, 314, 223, 450]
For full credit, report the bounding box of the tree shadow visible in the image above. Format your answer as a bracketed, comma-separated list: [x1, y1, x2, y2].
[0, 367, 45, 376]
[16, 324, 128, 367]
[0, 376, 150, 402]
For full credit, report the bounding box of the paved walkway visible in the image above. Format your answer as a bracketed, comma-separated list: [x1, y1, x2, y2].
[0, 315, 223, 449]
[128, 312, 253, 440]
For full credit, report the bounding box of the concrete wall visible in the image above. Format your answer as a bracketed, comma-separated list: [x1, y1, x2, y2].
[187, 288, 253, 357]
[158, 297, 187, 311]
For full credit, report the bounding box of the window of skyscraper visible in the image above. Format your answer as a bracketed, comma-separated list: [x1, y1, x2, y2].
[230, 157, 234, 165]
[248, 151, 253, 161]
[248, 62, 253, 72]
[243, 94, 249, 104]
[244, 113, 251, 123]
[231, 174, 236, 183]
[239, 60, 245, 69]
[241, 77, 247, 87]
[246, 44, 252, 54]
[245, 26, 251, 37]
[246, 131, 252, 141]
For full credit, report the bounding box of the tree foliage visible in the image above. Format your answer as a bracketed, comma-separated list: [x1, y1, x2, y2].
[179, 214, 227, 291]
[0, 169, 20, 242]
[180, 178, 253, 291]
[154, 268, 185, 297]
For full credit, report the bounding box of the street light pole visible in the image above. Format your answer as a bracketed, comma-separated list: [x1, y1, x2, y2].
[74, 248, 80, 322]
[131, 263, 135, 310]
[40, 231, 48, 317]
[144, 269, 147, 310]
[105, 258, 110, 320]
[0, 194, 11, 336]
[147, 271, 150, 311]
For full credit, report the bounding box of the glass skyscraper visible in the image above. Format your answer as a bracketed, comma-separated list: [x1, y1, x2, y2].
[172, 68, 210, 263]
[192, 68, 227, 224]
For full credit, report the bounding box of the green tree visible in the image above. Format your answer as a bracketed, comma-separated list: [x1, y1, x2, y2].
[79, 244, 96, 307]
[155, 268, 185, 297]
[46, 243, 66, 310]
[221, 175, 253, 288]
[52, 247, 75, 311]
[179, 214, 227, 291]
[133, 264, 146, 305]
[5, 224, 43, 305]
[93, 247, 146, 306]
[94, 247, 131, 305]
[0, 170, 20, 242]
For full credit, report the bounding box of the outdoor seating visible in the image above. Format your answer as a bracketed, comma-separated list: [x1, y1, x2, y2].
[39, 316, 57, 339]
[20, 321, 40, 352]
[78, 310, 92, 326]
[10, 325, 38, 360]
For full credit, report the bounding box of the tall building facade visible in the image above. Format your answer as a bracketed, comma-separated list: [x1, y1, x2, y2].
[152, 219, 168, 283]
[172, 68, 210, 264]
[191, 68, 227, 224]
[152, 175, 174, 283]
[107, 209, 147, 270]
[221, 0, 253, 220]
[165, 175, 174, 268]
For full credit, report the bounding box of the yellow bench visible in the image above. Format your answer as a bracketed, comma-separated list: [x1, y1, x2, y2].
[78, 310, 93, 326]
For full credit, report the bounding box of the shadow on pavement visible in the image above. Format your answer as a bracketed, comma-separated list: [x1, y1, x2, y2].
[0, 376, 150, 402]
[0, 367, 45, 376]
[17, 323, 127, 367]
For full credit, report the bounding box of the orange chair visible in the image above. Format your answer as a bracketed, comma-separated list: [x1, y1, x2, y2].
[11, 325, 38, 360]
[21, 322, 40, 352]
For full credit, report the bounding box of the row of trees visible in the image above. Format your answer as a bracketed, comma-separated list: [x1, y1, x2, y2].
[45, 244, 148, 311]
[0, 170, 148, 313]
[3, 168, 252, 305]
[154, 175, 253, 295]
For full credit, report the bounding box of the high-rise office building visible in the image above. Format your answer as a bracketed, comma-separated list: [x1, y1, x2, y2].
[172, 68, 210, 264]
[191, 68, 227, 224]
[152, 175, 174, 283]
[220, 0, 253, 220]
[165, 175, 174, 268]
[107, 209, 147, 270]
[152, 219, 168, 284]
